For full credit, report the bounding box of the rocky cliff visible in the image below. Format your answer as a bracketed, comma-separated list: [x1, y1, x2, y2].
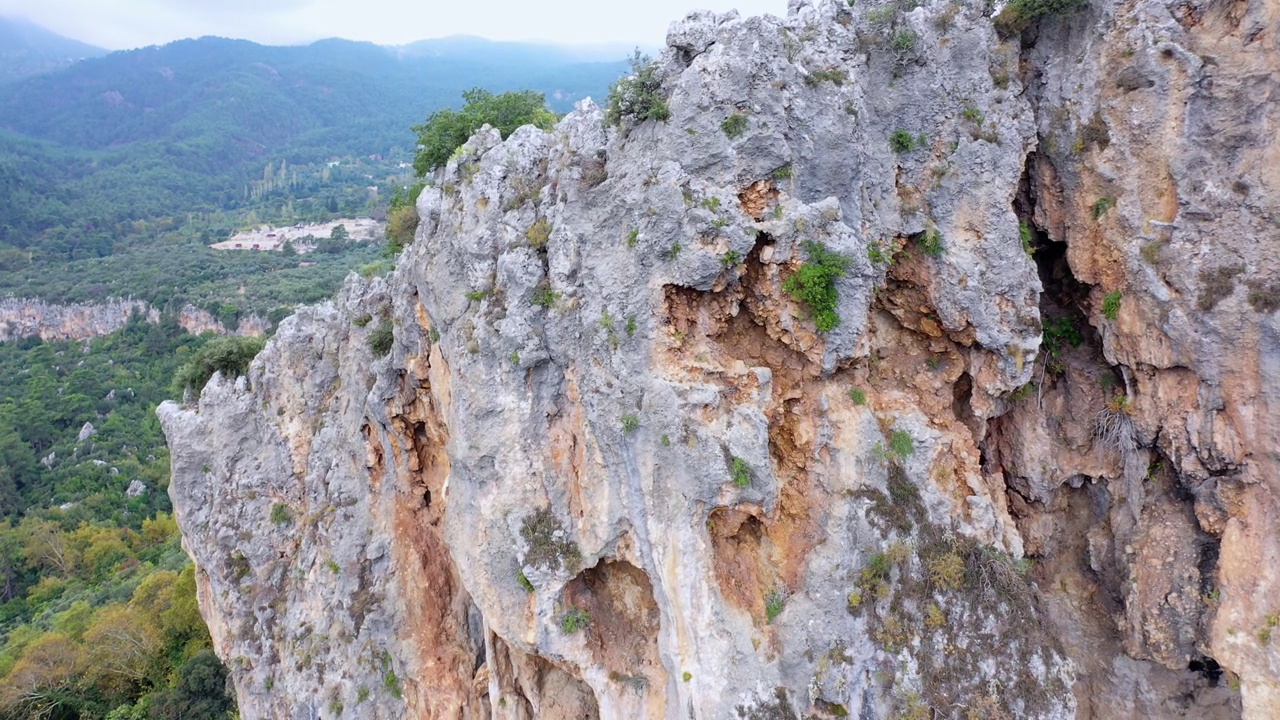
[0, 297, 269, 341]
[157, 0, 1276, 717]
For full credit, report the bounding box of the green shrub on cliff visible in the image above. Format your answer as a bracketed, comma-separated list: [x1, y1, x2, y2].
[172, 335, 266, 399]
[605, 51, 670, 127]
[993, 0, 1090, 36]
[412, 89, 557, 175]
[368, 323, 394, 358]
[783, 241, 854, 332]
[385, 183, 425, 254]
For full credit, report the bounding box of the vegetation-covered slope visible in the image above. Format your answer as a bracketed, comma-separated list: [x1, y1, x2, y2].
[0, 319, 236, 719]
[0, 34, 626, 314]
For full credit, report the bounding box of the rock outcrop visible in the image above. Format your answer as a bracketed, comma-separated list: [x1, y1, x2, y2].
[158, 0, 1275, 717]
[0, 297, 269, 341]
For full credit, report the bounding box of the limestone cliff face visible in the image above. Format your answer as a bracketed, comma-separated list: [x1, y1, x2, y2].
[159, 0, 1273, 717]
[0, 297, 268, 341]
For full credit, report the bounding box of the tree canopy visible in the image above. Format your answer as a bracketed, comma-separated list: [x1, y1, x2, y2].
[412, 88, 557, 175]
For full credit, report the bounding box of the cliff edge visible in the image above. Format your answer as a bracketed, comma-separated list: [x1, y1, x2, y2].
[158, 0, 1277, 717]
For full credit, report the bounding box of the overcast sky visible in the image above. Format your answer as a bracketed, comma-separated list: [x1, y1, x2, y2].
[1, 0, 789, 50]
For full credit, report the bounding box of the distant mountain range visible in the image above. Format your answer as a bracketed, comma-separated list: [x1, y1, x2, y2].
[0, 27, 628, 157]
[0, 16, 107, 83]
[0, 17, 629, 312]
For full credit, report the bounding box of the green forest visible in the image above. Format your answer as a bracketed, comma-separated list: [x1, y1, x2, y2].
[0, 34, 625, 315]
[0, 319, 234, 719]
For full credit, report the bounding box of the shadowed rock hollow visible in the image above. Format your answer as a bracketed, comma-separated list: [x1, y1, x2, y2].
[158, 0, 1277, 717]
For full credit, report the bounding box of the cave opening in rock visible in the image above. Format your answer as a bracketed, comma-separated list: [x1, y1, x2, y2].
[1188, 656, 1225, 686]
[561, 559, 664, 692]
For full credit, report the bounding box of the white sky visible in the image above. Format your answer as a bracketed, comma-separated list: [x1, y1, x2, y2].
[1, 0, 789, 50]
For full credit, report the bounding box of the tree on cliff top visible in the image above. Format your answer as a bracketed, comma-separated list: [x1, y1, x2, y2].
[412, 88, 557, 175]
[171, 335, 266, 400]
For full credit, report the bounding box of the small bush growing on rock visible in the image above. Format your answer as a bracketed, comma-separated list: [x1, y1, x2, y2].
[993, 0, 1090, 37]
[765, 591, 786, 623]
[381, 655, 402, 699]
[889, 429, 915, 458]
[783, 241, 853, 332]
[1102, 290, 1122, 320]
[731, 457, 752, 487]
[353, 314, 373, 327]
[1091, 196, 1115, 219]
[934, 3, 962, 30]
[270, 503, 292, 524]
[520, 508, 582, 572]
[622, 414, 640, 433]
[605, 51, 670, 126]
[918, 228, 944, 258]
[385, 183, 424, 253]
[1042, 316, 1083, 363]
[368, 323, 394, 358]
[1198, 265, 1245, 311]
[530, 284, 561, 308]
[867, 241, 893, 265]
[172, 335, 266, 399]
[890, 129, 917, 153]
[526, 219, 552, 249]
[561, 608, 590, 633]
[1019, 221, 1036, 256]
[359, 259, 394, 278]
[721, 113, 748, 139]
[1009, 383, 1036, 402]
[721, 250, 743, 268]
[926, 551, 966, 591]
[924, 603, 947, 629]
[850, 388, 867, 405]
[1247, 279, 1280, 313]
[517, 571, 535, 593]
[805, 68, 849, 86]
[1260, 615, 1279, 645]
[889, 28, 918, 54]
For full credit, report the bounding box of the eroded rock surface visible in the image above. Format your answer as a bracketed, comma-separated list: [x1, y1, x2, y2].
[0, 297, 268, 341]
[159, 0, 1275, 717]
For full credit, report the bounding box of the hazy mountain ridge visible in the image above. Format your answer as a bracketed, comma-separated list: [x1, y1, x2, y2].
[0, 26, 628, 314]
[0, 33, 627, 153]
[0, 16, 107, 83]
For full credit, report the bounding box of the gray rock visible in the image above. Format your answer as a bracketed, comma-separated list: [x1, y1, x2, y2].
[159, 0, 1273, 717]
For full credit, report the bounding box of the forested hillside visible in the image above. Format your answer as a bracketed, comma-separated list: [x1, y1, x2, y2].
[0, 319, 234, 719]
[0, 33, 626, 313]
